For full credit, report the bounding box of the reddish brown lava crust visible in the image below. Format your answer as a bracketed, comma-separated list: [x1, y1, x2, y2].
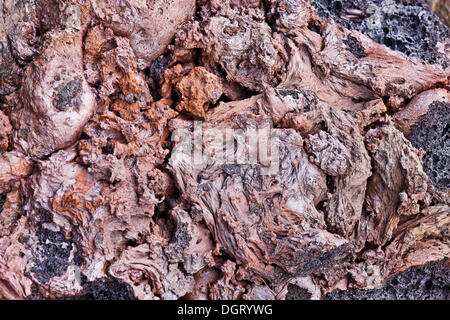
[0, 0, 448, 300]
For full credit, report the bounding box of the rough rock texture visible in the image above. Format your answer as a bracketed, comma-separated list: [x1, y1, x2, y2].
[175, 67, 223, 118]
[408, 102, 449, 190]
[363, 120, 429, 245]
[174, 3, 289, 92]
[426, 0, 449, 26]
[11, 6, 96, 159]
[325, 259, 450, 300]
[66, 277, 136, 300]
[0, 0, 449, 300]
[310, 0, 449, 67]
[90, 0, 196, 70]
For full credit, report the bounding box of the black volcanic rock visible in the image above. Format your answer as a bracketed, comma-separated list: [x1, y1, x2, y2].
[409, 102, 449, 190]
[310, 0, 449, 67]
[325, 260, 450, 300]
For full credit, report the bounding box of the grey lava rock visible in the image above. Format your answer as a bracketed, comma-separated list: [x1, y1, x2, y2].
[28, 276, 136, 300]
[409, 102, 449, 190]
[310, 0, 449, 67]
[286, 284, 313, 300]
[69, 277, 136, 300]
[325, 260, 450, 300]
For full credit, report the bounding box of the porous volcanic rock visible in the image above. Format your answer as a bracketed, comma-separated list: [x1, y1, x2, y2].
[0, 0, 448, 301]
